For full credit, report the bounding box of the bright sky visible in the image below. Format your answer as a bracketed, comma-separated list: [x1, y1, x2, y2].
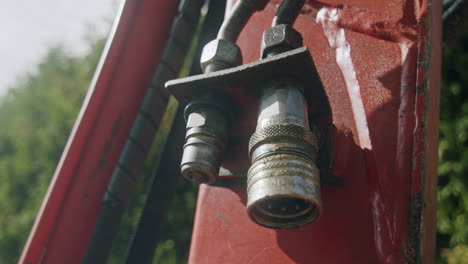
[0, 0, 122, 96]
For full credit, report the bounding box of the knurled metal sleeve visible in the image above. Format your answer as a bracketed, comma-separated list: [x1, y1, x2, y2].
[248, 123, 319, 154]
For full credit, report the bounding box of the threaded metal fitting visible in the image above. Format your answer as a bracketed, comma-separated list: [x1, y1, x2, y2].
[246, 77, 322, 229]
[181, 100, 230, 184]
[247, 154, 321, 229]
[200, 39, 241, 73]
[249, 123, 319, 162]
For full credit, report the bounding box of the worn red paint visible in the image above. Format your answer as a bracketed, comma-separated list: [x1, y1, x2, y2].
[271, 0, 419, 42]
[189, 0, 440, 263]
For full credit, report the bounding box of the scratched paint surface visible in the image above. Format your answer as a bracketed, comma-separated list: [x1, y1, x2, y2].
[190, 0, 440, 263]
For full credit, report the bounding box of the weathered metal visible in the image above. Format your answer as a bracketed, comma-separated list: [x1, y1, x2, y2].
[181, 98, 231, 184]
[187, 0, 441, 263]
[261, 24, 303, 58]
[18, 0, 441, 262]
[247, 77, 322, 229]
[200, 39, 242, 72]
[167, 8, 329, 228]
[180, 0, 271, 184]
[166, 47, 331, 182]
[166, 47, 325, 106]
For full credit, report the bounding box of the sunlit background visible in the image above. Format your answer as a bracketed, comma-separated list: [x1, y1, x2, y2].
[0, 0, 120, 96]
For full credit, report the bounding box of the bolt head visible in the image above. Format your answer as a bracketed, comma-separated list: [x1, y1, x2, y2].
[200, 39, 241, 72]
[261, 25, 303, 58]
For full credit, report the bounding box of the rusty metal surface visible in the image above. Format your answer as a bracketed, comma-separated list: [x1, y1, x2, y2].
[167, 46, 332, 180]
[167, 47, 324, 106]
[182, 106, 229, 184]
[188, 0, 441, 263]
[246, 79, 322, 229]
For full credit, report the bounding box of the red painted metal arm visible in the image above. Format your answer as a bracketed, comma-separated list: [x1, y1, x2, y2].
[20, 0, 180, 263]
[188, 0, 441, 263]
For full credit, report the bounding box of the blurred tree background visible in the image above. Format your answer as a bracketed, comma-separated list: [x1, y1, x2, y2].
[0, 15, 468, 264]
[437, 32, 468, 263]
[0, 37, 107, 262]
[0, 33, 198, 263]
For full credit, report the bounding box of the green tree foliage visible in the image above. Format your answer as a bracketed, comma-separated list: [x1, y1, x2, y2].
[0, 33, 197, 263]
[0, 38, 105, 262]
[437, 32, 468, 263]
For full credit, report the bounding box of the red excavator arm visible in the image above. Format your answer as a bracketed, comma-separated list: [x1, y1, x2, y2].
[20, 0, 441, 263]
[20, 1, 182, 262]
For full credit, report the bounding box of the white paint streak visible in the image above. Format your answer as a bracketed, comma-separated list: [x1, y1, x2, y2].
[317, 7, 372, 150]
[399, 42, 410, 64]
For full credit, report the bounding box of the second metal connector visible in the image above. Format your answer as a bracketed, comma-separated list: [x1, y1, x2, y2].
[247, 77, 322, 229]
[181, 97, 231, 184]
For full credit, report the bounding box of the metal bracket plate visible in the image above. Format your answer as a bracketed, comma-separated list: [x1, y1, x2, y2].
[166, 47, 324, 108]
[166, 47, 341, 186]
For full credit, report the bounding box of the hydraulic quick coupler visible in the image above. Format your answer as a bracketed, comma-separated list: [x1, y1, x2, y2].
[245, 23, 323, 229]
[246, 77, 322, 229]
[181, 96, 232, 184]
[180, 39, 240, 184]
[166, 16, 332, 230]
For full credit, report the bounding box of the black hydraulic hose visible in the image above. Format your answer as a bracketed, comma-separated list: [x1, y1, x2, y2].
[124, 1, 227, 263]
[443, 0, 468, 43]
[190, 0, 228, 76]
[124, 109, 185, 264]
[272, 0, 305, 26]
[443, 0, 467, 21]
[217, 0, 269, 42]
[82, 0, 204, 263]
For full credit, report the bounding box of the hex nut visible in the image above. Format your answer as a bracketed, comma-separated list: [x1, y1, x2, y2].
[186, 108, 227, 132]
[200, 39, 242, 72]
[261, 24, 303, 58]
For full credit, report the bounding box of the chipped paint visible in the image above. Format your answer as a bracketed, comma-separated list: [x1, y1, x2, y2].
[189, 0, 440, 263]
[316, 6, 372, 150]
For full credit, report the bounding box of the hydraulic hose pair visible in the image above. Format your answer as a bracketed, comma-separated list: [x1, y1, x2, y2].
[181, 0, 321, 229]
